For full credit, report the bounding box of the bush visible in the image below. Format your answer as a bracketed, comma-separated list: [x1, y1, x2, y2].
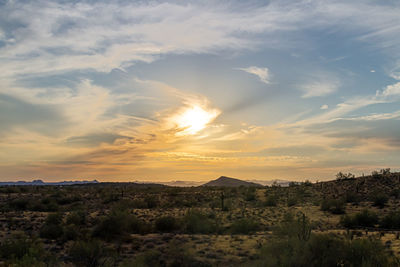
[92, 209, 148, 240]
[155, 216, 177, 233]
[256, 233, 398, 267]
[183, 210, 217, 234]
[68, 239, 114, 267]
[390, 188, 400, 199]
[341, 209, 378, 228]
[0, 233, 53, 265]
[244, 188, 256, 201]
[372, 193, 389, 208]
[274, 212, 312, 241]
[40, 224, 64, 240]
[63, 224, 80, 241]
[345, 192, 360, 203]
[9, 198, 29, 211]
[336, 172, 355, 180]
[287, 196, 298, 207]
[40, 213, 64, 240]
[264, 195, 278, 207]
[320, 199, 346, 214]
[66, 210, 86, 226]
[145, 195, 159, 209]
[380, 211, 400, 229]
[230, 218, 259, 234]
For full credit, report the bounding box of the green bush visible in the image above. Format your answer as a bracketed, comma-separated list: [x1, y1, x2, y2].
[341, 209, 378, 228]
[345, 192, 360, 203]
[372, 193, 389, 208]
[390, 188, 400, 199]
[320, 198, 346, 214]
[287, 196, 298, 207]
[0, 233, 54, 265]
[256, 234, 398, 267]
[145, 195, 159, 209]
[155, 216, 177, 233]
[40, 213, 64, 240]
[92, 209, 148, 240]
[40, 224, 64, 240]
[264, 195, 278, 207]
[244, 188, 256, 201]
[183, 210, 217, 234]
[9, 198, 29, 211]
[380, 211, 400, 229]
[230, 218, 259, 234]
[66, 210, 86, 226]
[274, 212, 312, 241]
[68, 239, 114, 267]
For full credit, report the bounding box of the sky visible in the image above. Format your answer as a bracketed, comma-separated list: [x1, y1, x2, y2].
[0, 0, 400, 182]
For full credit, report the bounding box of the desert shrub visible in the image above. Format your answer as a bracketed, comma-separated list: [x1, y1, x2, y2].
[131, 199, 148, 209]
[145, 195, 159, 209]
[274, 212, 312, 241]
[155, 216, 177, 233]
[121, 250, 162, 267]
[183, 210, 217, 234]
[256, 233, 398, 267]
[336, 172, 355, 180]
[92, 209, 148, 240]
[320, 198, 346, 214]
[66, 210, 86, 226]
[244, 188, 256, 201]
[390, 188, 400, 199]
[380, 211, 400, 229]
[45, 212, 63, 225]
[68, 239, 114, 267]
[345, 192, 360, 203]
[264, 194, 278, 207]
[40, 213, 64, 240]
[9, 198, 29, 211]
[0, 233, 54, 265]
[287, 196, 298, 207]
[372, 193, 389, 208]
[230, 218, 259, 234]
[341, 209, 378, 228]
[40, 224, 64, 240]
[63, 224, 80, 241]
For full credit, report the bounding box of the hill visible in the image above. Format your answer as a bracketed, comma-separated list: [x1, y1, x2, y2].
[314, 171, 400, 200]
[202, 176, 262, 187]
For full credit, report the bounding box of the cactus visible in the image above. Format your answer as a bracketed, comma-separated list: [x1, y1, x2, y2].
[296, 212, 311, 241]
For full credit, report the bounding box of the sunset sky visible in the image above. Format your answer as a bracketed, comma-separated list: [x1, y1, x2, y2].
[1, 0, 400, 182]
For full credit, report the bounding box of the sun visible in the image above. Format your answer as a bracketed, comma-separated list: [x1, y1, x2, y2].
[174, 105, 219, 135]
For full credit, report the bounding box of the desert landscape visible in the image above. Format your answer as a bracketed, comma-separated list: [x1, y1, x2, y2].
[1, 0, 400, 266]
[1, 170, 400, 266]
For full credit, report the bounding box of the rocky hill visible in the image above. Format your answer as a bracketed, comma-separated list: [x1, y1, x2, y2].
[314, 172, 400, 200]
[202, 176, 262, 187]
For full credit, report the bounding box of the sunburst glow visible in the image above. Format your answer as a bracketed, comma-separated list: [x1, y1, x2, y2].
[174, 105, 220, 135]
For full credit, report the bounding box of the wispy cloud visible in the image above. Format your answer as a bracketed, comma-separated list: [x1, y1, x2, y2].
[237, 66, 271, 84]
[300, 73, 340, 98]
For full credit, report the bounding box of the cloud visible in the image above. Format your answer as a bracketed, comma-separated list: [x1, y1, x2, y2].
[300, 79, 340, 98]
[320, 104, 329, 110]
[237, 66, 271, 84]
[378, 82, 400, 97]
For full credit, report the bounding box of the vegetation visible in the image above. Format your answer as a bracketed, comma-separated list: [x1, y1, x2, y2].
[1, 171, 400, 265]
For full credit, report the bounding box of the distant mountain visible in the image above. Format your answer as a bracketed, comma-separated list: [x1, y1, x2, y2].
[202, 176, 262, 187]
[161, 181, 205, 187]
[246, 179, 295, 187]
[0, 179, 99, 186]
